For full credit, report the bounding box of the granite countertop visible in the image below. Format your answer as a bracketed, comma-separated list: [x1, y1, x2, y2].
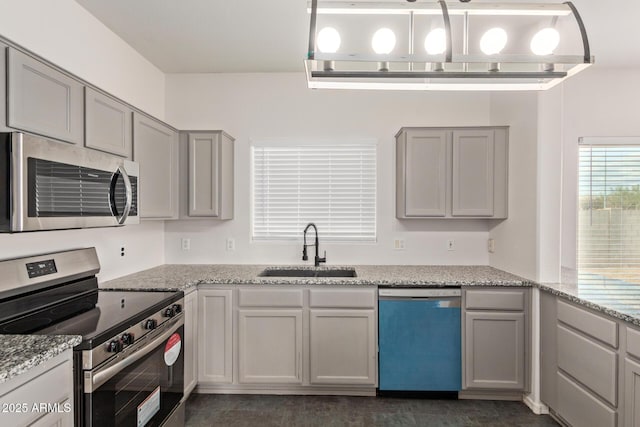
[540, 268, 640, 327]
[0, 335, 82, 385]
[99, 264, 532, 291]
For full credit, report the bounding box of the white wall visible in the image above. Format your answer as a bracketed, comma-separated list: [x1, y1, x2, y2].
[164, 72, 494, 265]
[488, 93, 539, 280]
[0, 0, 166, 119]
[0, 0, 166, 280]
[561, 68, 640, 269]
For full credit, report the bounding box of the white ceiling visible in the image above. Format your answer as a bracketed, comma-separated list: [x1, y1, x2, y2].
[74, 0, 640, 73]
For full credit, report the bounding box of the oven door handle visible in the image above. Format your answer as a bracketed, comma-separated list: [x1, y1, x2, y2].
[85, 316, 184, 393]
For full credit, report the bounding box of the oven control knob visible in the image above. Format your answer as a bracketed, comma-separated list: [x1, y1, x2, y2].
[163, 307, 175, 318]
[106, 339, 123, 353]
[121, 332, 135, 345]
[172, 304, 182, 314]
[144, 319, 157, 330]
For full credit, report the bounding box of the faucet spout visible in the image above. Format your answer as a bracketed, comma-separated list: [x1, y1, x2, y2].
[302, 223, 326, 267]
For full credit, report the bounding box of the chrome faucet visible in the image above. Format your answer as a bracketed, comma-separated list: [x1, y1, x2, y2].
[302, 223, 326, 267]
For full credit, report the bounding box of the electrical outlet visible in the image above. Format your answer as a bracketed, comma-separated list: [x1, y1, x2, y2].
[181, 238, 191, 251]
[488, 238, 495, 253]
[120, 245, 125, 257]
[393, 239, 405, 250]
[447, 240, 455, 251]
[226, 238, 235, 251]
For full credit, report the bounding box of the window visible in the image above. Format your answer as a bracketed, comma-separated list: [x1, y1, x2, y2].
[578, 137, 640, 283]
[251, 141, 376, 242]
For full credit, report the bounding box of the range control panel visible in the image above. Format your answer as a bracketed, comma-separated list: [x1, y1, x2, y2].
[26, 259, 58, 278]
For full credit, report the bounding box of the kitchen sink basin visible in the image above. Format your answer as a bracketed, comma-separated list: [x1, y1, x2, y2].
[259, 267, 357, 278]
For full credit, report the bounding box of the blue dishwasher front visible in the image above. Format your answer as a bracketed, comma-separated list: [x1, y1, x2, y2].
[378, 288, 461, 392]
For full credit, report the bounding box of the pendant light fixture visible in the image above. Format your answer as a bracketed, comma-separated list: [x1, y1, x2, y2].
[305, 0, 594, 91]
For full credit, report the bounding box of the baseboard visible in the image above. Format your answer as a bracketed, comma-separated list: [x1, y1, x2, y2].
[458, 390, 523, 401]
[195, 384, 376, 397]
[523, 395, 549, 415]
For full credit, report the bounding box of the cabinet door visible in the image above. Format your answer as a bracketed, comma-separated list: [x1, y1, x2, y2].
[452, 130, 495, 216]
[238, 309, 303, 384]
[7, 48, 83, 144]
[184, 290, 198, 396]
[198, 289, 233, 384]
[464, 311, 525, 390]
[29, 402, 73, 426]
[625, 358, 640, 427]
[397, 130, 448, 217]
[309, 309, 376, 385]
[85, 87, 132, 158]
[133, 112, 179, 219]
[0, 43, 9, 132]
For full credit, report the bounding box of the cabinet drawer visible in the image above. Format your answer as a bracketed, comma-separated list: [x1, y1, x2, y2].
[627, 327, 640, 360]
[557, 300, 618, 348]
[464, 289, 525, 311]
[0, 359, 72, 426]
[557, 325, 617, 406]
[309, 289, 376, 308]
[238, 289, 303, 307]
[557, 372, 616, 427]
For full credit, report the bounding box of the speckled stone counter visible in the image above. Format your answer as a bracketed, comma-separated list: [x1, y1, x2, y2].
[540, 268, 640, 327]
[99, 264, 532, 291]
[0, 335, 81, 384]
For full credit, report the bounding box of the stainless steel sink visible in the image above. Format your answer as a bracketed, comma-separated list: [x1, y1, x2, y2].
[259, 267, 357, 278]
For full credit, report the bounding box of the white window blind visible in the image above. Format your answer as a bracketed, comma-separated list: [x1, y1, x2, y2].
[252, 142, 376, 242]
[578, 137, 640, 283]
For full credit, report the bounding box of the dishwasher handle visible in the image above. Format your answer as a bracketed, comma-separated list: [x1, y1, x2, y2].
[378, 288, 461, 298]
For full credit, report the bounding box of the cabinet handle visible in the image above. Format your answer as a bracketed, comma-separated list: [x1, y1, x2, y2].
[298, 351, 301, 381]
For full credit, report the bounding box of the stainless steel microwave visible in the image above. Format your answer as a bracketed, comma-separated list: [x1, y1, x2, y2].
[0, 132, 139, 232]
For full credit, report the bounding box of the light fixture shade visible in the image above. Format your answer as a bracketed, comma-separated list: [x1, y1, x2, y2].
[372, 28, 397, 54]
[530, 28, 560, 55]
[305, 0, 594, 91]
[317, 27, 341, 53]
[424, 28, 447, 55]
[480, 28, 508, 55]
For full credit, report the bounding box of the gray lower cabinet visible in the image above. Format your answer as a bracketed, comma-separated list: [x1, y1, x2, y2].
[198, 289, 233, 384]
[85, 87, 132, 158]
[396, 127, 508, 219]
[308, 288, 377, 385]
[7, 48, 84, 144]
[187, 131, 234, 219]
[0, 350, 74, 426]
[0, 42, 9, 132]
[184, 289, 198, 397]
[462, 288, 528, 392]
[133, 112, 179, 219]
[238, 309, 303, 384]
[625, 357, 640, 427]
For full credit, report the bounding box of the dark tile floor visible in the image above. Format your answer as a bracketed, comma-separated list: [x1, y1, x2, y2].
[185, 394, 559, 426]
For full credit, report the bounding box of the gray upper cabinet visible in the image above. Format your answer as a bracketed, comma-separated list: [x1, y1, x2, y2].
[85, 87, 132, 158]
[7, 48, 84, 144]
[396, 127, 508, 219]
[187, 131, 234, 219]
[452, 130, 495, 216]
[0, 42, 9, 132]
[396, 129, 448, 217]
[133, 112, 179, 219]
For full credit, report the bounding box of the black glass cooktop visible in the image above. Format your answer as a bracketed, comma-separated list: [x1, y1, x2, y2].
[37, 290, 182, 350]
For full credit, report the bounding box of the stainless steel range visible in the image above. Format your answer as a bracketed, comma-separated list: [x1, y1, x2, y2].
[0, 248, 185, 427]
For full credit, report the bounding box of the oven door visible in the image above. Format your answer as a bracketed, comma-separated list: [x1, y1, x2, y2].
[83, 317, 184, 427]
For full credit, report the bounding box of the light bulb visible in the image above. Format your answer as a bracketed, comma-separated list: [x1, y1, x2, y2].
[424, 28, 447, 55]
[372, 28, 396, 54]
[530, 28, 560, 55]
[480, 28, 508, 55]
[317, 27, 341, 53]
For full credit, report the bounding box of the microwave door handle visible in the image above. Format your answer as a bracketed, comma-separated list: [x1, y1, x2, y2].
[116, 166, 133, 225]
